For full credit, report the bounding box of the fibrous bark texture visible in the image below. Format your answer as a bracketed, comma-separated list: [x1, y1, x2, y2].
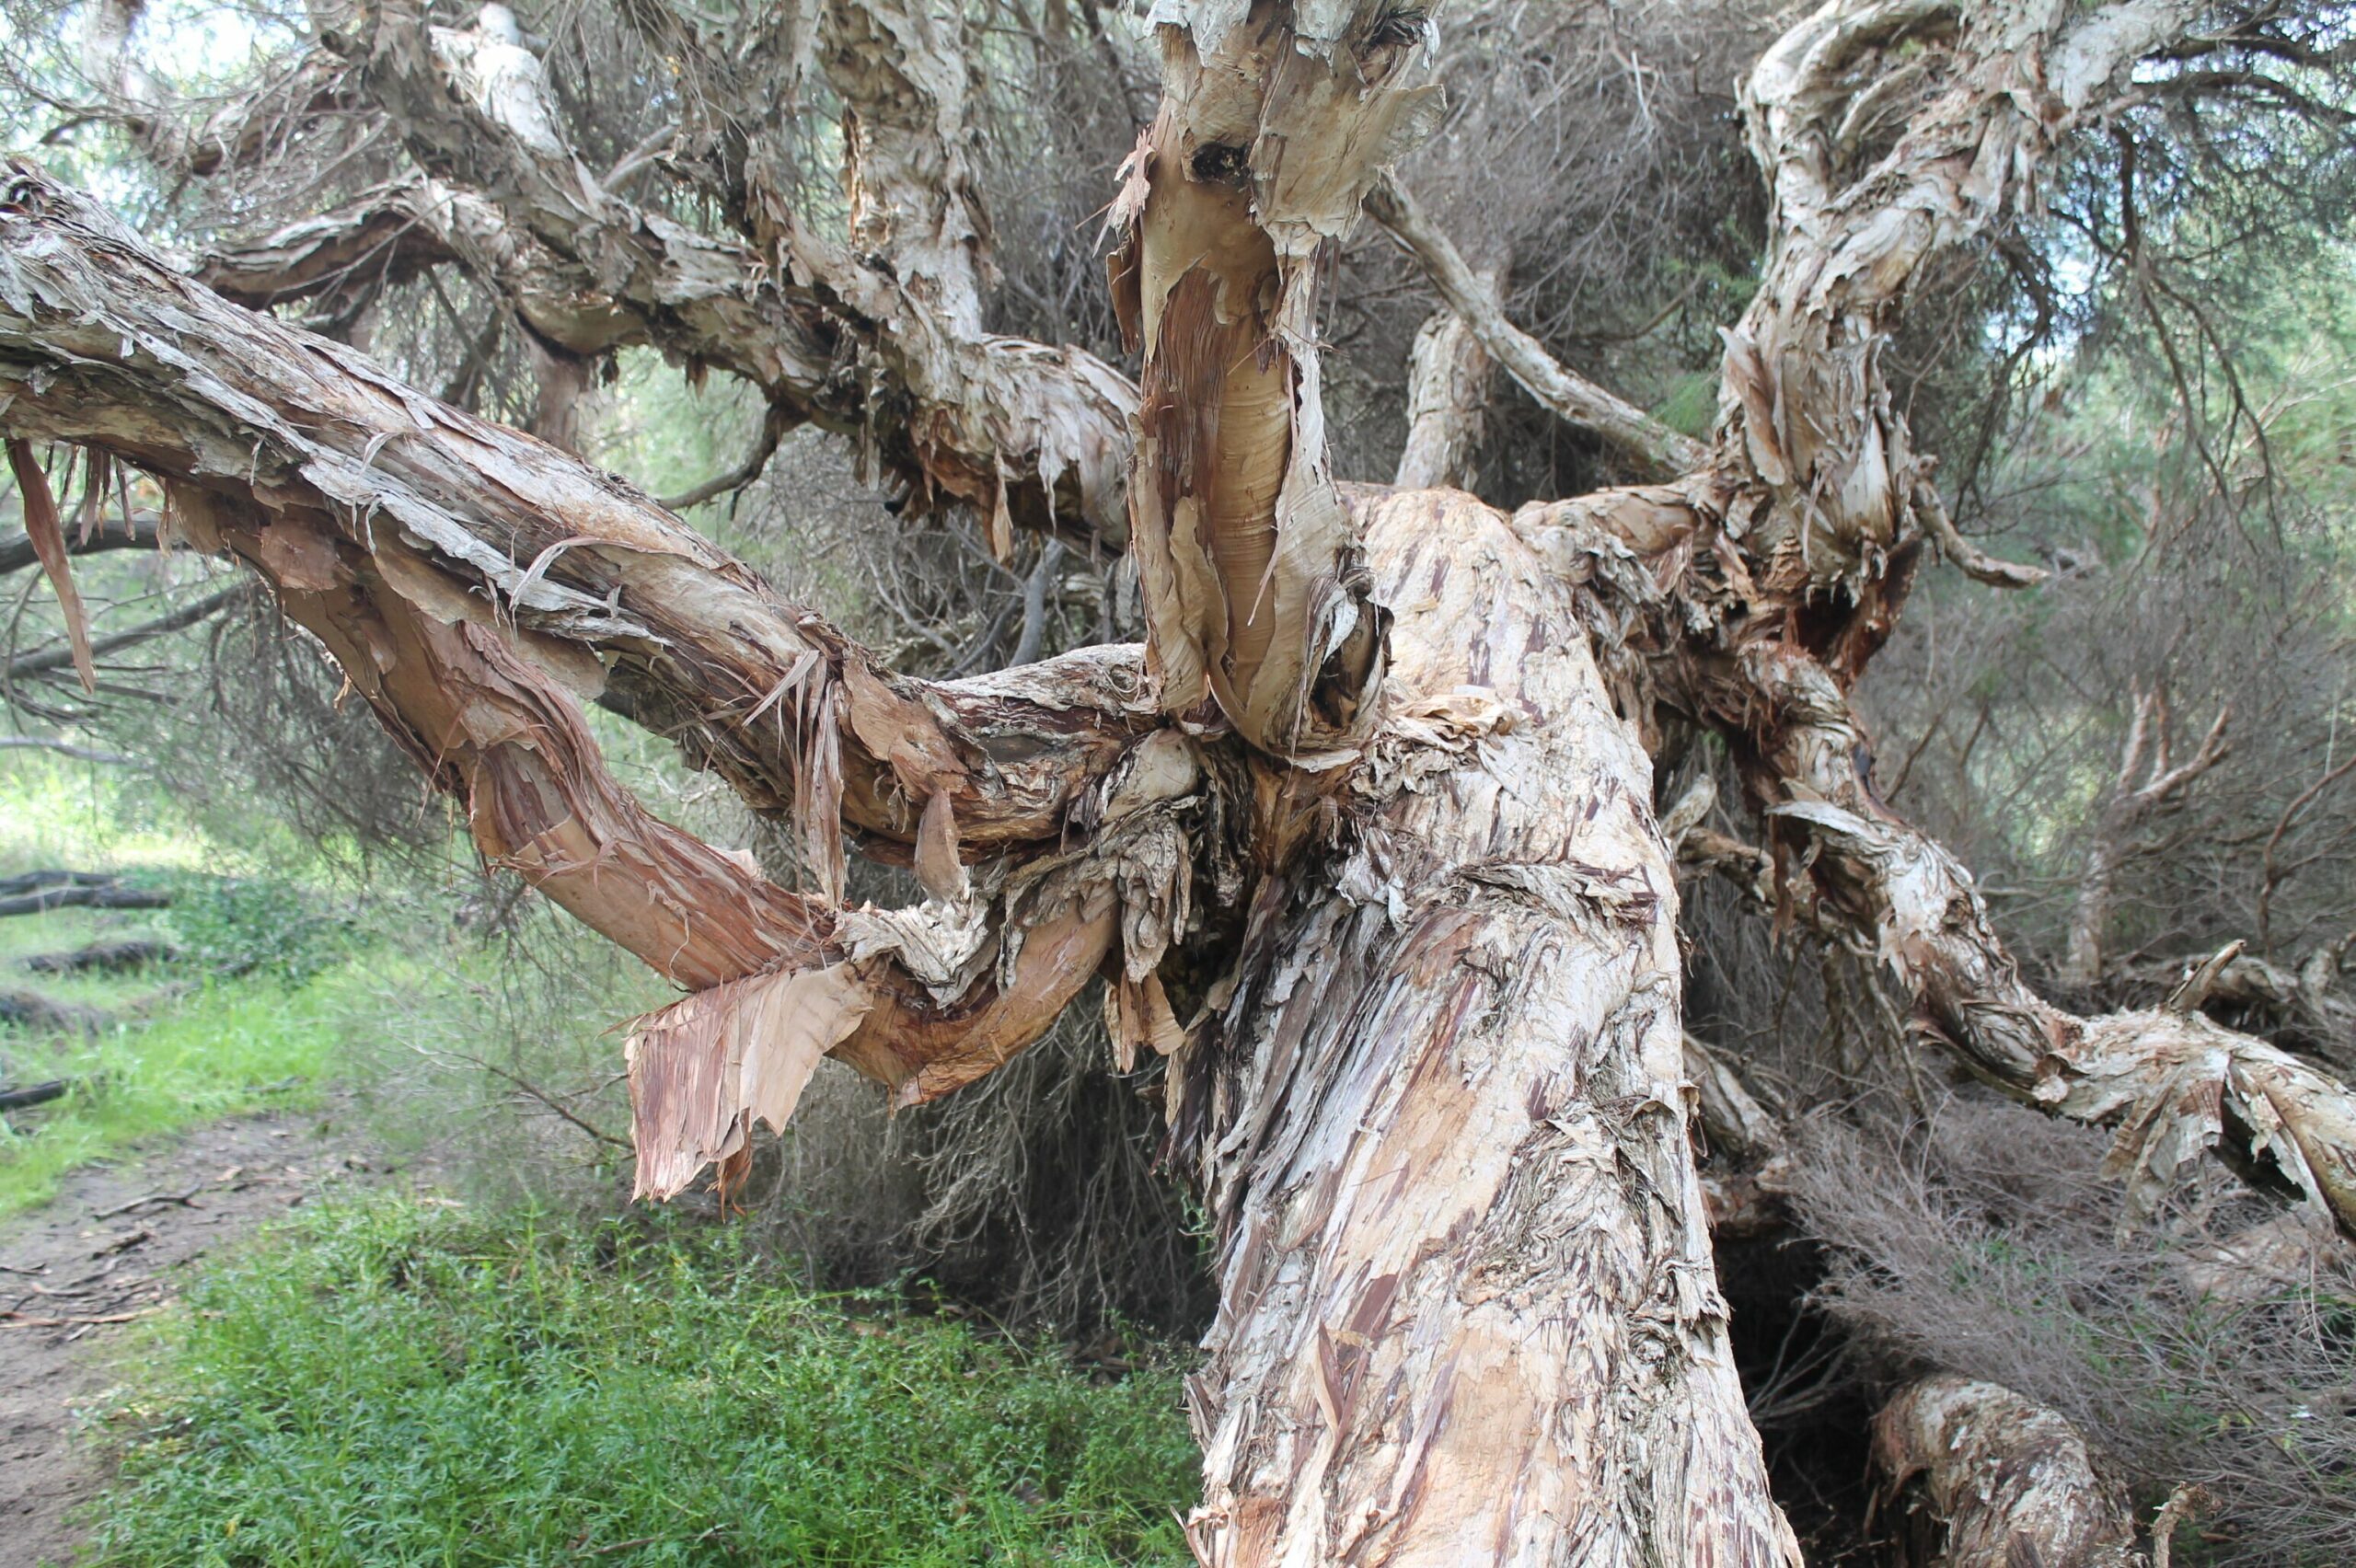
[1107, 0, 1438, 758]
[1873, 1377, 2138, 1568]
[1176, 488, 1796, 1566]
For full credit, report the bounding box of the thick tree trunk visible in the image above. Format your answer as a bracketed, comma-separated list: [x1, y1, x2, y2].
[15, 0, 2353, 1561]
[1179, 489, 1796, 1564]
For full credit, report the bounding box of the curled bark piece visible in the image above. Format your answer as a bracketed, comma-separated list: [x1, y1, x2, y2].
[627, 963, 876, 1200]
[1873, 1376, 2138, 1568]
[4, 441, 95, 692]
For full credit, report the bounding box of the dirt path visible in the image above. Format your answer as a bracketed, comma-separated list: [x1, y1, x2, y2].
[0, 1104, 401, 1568]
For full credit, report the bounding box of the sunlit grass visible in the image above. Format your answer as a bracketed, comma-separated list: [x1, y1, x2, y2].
[0, 968, 351, 1215]
[87, 1196, 1201, 1567]
[0, 755, 236, 876]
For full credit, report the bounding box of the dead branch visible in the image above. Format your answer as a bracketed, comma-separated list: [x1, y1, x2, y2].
[0, 737, 138, 766]
[23, 940, 178, 974]
[0, 506, 161, 574]
[0, 871, 169, 919]
[0, 990, 109, 1032]
[0, 1080, 70, 1112]
[91, 1184, 203, 1221]
[0, 585, 249, 683]
[1873, 1376, 2139, 1567]
[1368, 174, 1705, 479]
[2062, 685, 2231, 986]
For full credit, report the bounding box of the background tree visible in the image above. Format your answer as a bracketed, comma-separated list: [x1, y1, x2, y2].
[5, 0, 2356, 1561]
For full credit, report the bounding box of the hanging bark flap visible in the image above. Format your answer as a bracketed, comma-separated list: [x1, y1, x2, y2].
[4, 440, 96, 692]
[625, 962, 877, 1200]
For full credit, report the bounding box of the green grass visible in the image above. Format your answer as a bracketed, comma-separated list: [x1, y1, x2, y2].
[87, 1197, 1201, 1567]
[0, 964, 347, 1214]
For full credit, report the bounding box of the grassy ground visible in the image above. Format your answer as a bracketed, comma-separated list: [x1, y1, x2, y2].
[2, 754, 1203, 1565]
[0, 758, 363, 1214]
[87, 1196, 1200, 1567]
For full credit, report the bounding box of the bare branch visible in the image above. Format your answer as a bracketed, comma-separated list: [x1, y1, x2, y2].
[0, 737, 138, 767]
[0, 585, 248, 683]
[656, 404, 794, 513]
[2063, 686, 2230, 986]
[0, 507, 161, 576]
[1368, 175, 1705, 480]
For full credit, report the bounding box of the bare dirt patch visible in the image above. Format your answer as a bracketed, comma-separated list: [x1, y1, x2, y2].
[0, 1103, 405, 1568]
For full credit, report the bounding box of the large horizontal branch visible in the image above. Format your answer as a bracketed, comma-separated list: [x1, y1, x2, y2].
[340, 1, 1136, 547]
[0, 164, 1191, 1182]
[1367, 176, 1705, 479]
[0, 163, 1151, 879]
[192, 175, 652, 364]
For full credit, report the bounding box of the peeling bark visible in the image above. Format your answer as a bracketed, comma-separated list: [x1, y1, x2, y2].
[1493, 0, 2356, 1240]
[1107, 0, 1438, 756]
[1873, 1377, 2139, 1568]
[344, 0, 1138, 546]
[0, 164, 1167, 1139]
[0, 165, 1149, 867]
[1176, 489, 1796, 1565]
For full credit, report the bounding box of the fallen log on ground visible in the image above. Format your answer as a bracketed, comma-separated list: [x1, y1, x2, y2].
[23, 939, 179, 974]
[0, 1079, 70, 1112]
[0, 870, 171, 918]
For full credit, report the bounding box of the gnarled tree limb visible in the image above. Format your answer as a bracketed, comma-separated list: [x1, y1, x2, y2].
[347, 0, 1138, 547]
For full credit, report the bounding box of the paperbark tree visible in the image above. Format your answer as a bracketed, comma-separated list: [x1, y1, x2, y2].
[9, 0, 2356, 1560]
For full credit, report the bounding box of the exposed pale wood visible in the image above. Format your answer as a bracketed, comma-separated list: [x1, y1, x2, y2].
[1392, 248, 1502, 493]
[1873, 1377, 2138, 1568]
